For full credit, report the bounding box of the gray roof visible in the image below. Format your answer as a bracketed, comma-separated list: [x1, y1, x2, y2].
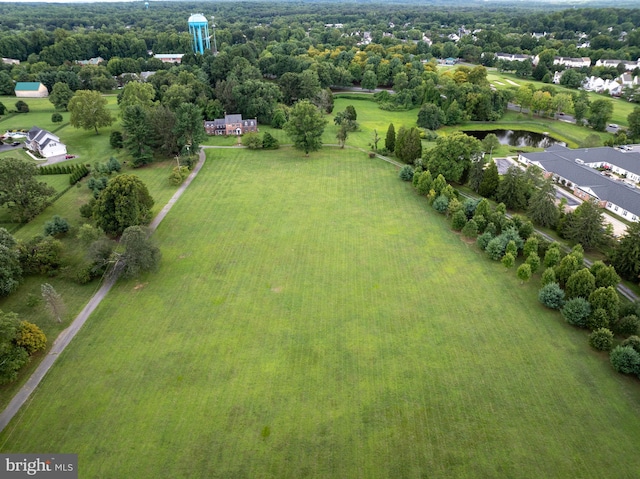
[522, 147, 640, 217]
[225, 114, 242, 123]
[544, 145, 640, 176]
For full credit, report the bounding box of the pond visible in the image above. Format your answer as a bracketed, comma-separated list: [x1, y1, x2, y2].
[464, 130, 565, 149]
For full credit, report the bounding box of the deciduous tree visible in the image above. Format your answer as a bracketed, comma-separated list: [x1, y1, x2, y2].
[93, 174, 154, 236]
[0, 158, 55, 222]
[425, 132, 481, 183]
[118, 226, 161, 278]
[49, 82, 74, 111]
[68, 90, 114, 134]
[284, 100, 327, 156]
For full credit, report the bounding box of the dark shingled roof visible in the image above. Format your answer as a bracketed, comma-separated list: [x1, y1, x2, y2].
[522, 147, 640, 218]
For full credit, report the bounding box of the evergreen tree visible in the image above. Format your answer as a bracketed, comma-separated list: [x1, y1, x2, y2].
[385, 123, 396, 153]
[611, 221, 640, 282]
[122, 104, 153, 167]
[497, 166, 528, 210]
[564, 199, 606, 250]
[478, 161, 499, 198]
[394, 127, 422, 164]
[528, 179, 559, 228]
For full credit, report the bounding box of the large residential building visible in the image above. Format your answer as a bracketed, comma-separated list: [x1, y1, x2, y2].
[595, 59, 640, 71]
[520, 145, 640, 222]
[14, 82, 48, 98]
[153, 53, 184, 64]
[552, 56, 591, 68]
[495, 53, 533, 62]
[26, 126, 67, 158]
[204, 114, 258, 136]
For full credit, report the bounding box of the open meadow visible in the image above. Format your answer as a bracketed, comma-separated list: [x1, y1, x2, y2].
[2, 147, 640, 478]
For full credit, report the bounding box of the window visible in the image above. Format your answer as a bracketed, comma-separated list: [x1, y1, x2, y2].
[633, 216, 637, 221]
[607, 203, 612, 208]
[615, 206, 619, 211]
[624, 211, 628, 216]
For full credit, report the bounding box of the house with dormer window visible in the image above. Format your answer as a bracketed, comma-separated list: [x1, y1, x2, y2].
[26, 126, 67, 158]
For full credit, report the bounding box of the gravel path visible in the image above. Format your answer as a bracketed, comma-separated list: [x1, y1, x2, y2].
[0, 149, 206, 433]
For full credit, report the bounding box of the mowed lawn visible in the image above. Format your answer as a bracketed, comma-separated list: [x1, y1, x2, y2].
[2, 148, 640, 478]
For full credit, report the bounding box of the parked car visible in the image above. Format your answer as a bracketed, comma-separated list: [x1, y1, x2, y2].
[65, 154, 75, 159]
[11, 142, 20, 146]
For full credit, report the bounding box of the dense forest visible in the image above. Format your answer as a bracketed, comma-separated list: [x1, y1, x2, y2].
[0, 3, 639, 135]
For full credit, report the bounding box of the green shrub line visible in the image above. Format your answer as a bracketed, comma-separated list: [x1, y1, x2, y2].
[38, 163, 89, 185]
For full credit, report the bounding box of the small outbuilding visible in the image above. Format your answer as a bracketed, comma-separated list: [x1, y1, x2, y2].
[15, 82, 48, 98]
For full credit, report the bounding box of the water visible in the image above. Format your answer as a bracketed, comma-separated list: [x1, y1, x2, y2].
[464, 130, 565, 148]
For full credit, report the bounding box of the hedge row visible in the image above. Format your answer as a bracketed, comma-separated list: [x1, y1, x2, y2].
[39, 164, 87, 176]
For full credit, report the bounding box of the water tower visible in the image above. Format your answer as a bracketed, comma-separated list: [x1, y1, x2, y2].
[188, 14, 210, 55]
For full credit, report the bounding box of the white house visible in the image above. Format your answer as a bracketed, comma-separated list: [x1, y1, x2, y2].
[595, 59, 640, 71]
[153, 54, 184, 64]
[26, 126, 67, 158]
[495, 53, 533, 62]
[619, 73, 639, 88]
[553, 57, 591, 68]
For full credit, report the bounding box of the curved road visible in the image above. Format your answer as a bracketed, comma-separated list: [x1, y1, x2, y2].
[0, 149, 206, 433]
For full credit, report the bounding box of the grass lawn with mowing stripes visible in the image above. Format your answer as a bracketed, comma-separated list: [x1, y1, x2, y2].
[2, 148, 640, 478]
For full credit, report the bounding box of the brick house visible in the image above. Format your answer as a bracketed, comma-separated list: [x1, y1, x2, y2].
[204, 114, 258, 136]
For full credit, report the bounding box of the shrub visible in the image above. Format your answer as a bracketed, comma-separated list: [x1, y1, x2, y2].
[561, 297, 591, 328]
[587, 308, 609, 331]
[15, 321, 47, 354]
[461, 219, 478, 239]
[502, 252, 515, 269]
[463, 198, 479, 219]
[565, 268, 596, 300]
[610, 345, 640, 375]
[79, 201, 94, 219]
[169, 166, 190, 185]
[74, 265, 93, 285]
[51, 112, 63, 123]
[451, 210, 467, 231]
[588, 286, 620, 323]
[15, 100, 29, 113]
[432, 194, 449, 214]
[589, 328, 614, 351]
[110, 131, 123, 149]
[262, 132, 279, 149]
[613, 315, 640, 336]
[526, 252, 540, 274]
[242, 132, 262, 149]
[544, 245, 561, 268]
[43, 215, 70, 237]
[107, 156, 121, 173]
[476, 231, 493, 250]
[541, 267, 556, 286]
[538, 282, 565, 309]
[523, 236, 539, 258]
[18, 236, 64, 275]
[621, 335, 640, 354]
[517, 263, 532, 284]
[398, 165, 414, 182]
[26, 293, 40, 307]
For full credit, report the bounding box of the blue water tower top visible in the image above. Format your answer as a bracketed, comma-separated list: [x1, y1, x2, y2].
[188, 14, 208, 26]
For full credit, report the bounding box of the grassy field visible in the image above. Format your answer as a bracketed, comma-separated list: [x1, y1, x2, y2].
[2, 148, 640, 478]
[486, 71, 635, 127]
